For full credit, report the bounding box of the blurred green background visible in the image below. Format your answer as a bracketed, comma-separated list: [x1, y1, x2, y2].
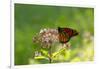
[15, 3, 94, 65]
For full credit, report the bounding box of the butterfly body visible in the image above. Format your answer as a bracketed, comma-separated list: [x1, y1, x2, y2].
[58, 27, 78, 44]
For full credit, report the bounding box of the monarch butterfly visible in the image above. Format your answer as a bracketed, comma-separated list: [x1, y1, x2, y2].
[58, 27, 78, 44]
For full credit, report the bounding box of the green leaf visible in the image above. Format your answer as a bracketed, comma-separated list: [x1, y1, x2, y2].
[52, 47, 66, 58]
[34, 56, 47, 60]
[40, 49, 49, 57]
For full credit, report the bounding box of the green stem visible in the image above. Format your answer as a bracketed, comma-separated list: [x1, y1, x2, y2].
[48, 46, 52, 63]
[49, 57, 52, 63]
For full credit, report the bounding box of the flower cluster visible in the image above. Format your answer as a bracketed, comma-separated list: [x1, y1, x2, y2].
[33, 28, 59, 48]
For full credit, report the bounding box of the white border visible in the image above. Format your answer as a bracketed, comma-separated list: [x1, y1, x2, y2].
[11, 0, 96, 69]
[0, 0, 10, 69]
[11, 0, 14, 68]
[14, 0, 95, 8]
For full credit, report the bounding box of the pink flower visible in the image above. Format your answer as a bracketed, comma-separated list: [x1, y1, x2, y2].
[33, 28, 59, 48]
